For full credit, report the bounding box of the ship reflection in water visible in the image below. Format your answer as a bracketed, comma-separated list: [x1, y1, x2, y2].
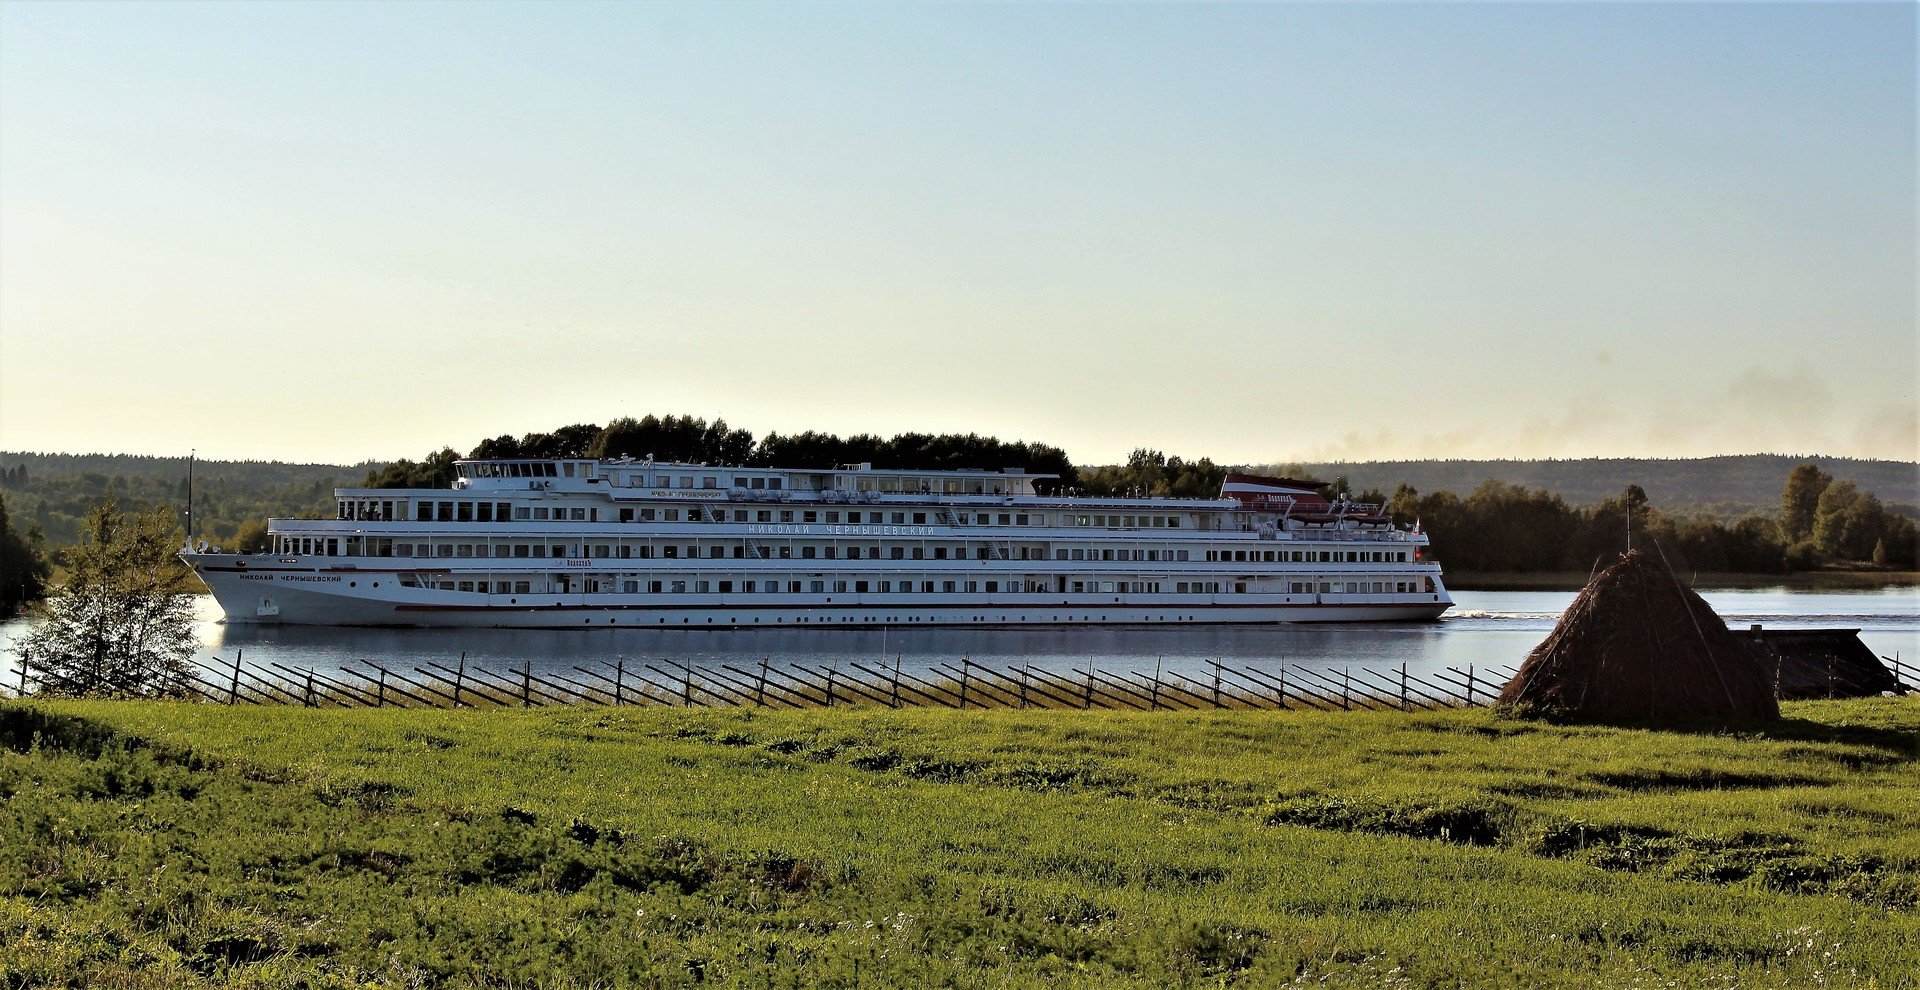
[4, 589, 1913, 685]
[185, 589, 1917, 681]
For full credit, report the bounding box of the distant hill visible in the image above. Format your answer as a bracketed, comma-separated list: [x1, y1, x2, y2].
[0, 451, 370, 547]
[1264, 455, 1919, 519]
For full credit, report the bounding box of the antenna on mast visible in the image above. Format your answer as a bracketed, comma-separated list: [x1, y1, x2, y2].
[1624, 484, 1634, 552]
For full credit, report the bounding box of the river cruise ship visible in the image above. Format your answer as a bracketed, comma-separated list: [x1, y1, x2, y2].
[184, 459, 1452, 627]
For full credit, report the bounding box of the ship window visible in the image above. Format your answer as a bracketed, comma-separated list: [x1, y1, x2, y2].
[571, 508, 586, 521]
[563, 464, 575, 478]
[719, 580, 732, 592]
[891, 547, 904, 559]
[514, 507, 530, 520]
[802, 511, 817, 523]
[671, 581, 686, 593]
[477, 503, 493, 522]
[679, 476, 693, 489]
[513, 546, 529, 557]
[663, 546, 677, 558]
[985, 581, 997, 592]
[825, 511, 838, 523]
[648, 581, 662, 593]
[768, 478, 782, 490]
[533, 508, 549, 520]
[743, 581, 757, 592]
[756, 510, 771, 522]
[877, 580, 890, 592]
[750, 478, 765, 489]
[810, 581, 825, 593]
[695, 580, 709, 593]
[437, 501, 453, 521]
[802, 547, 816, 559]
[702, 476, 718, 489]
[395, 544, 413, 557]
[933, 548, 947, 560]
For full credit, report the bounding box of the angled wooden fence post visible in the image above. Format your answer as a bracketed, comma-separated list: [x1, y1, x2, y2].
[825, 666, 837, 708]
[680, 660, 694, 707]
[1400, 663, 1409, 712]
[376, 665, 388, 708]
[227, 652, 241, 705]
[1211, 659, 1222, 708]
[1018, 664, 1028, 709]
[17, 649, 28, 698]
[454, 653, 466, 708]
[1277, 661, 1288, 710]
[522, 661, 533, 708]
[1465, 665, 1475, 707]
[756, 660, 768, 707]
[891, 657, 902, 708]
[1342, 667, 1351, 711]
[1150, 658, 1163, 711]
[614, 659, 626, 706]
[958, 660, 970, 710]
[1084, 661, 1094, 710]
[303, 669, 316, 707]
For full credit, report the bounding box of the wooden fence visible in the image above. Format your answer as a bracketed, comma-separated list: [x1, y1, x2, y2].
[6, 651, 1529, 712]
[9, 652, 1912, 712]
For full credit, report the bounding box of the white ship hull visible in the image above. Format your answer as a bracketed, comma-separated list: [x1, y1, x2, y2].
[196, 564, 1449, 628]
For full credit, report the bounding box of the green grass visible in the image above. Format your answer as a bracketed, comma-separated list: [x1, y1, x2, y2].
[3, 699, 1917, 988]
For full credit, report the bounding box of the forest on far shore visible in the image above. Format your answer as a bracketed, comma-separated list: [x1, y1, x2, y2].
[1, 415, 1915, 604]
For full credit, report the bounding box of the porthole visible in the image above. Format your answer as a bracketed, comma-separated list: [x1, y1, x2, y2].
[372, 582, 380, 588]
[509, 598, 517, 604]
[349, 581, 356, 587]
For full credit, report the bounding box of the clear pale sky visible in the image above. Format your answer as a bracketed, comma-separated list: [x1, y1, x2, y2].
[1, 2, 1913, 466]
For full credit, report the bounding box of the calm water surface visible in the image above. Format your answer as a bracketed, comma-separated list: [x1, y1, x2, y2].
[3, 588, 1914, 685]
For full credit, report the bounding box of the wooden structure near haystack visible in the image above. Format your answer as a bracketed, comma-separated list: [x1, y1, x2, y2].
[1498, 550, 1780, 723]
[1744, 627, 1903, 699]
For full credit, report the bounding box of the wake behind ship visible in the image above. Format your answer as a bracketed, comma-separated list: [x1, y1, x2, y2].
[184, 459, 1451, 628]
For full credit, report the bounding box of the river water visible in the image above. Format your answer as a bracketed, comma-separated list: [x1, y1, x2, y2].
[2, 588, 1914, 686]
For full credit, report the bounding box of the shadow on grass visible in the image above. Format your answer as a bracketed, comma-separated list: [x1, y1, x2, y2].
[0, 703, 140, 759]
[1496, 705, 1918, 762]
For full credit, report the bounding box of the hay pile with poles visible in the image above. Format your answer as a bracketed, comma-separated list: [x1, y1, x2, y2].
[1498, 549, 1779, 723]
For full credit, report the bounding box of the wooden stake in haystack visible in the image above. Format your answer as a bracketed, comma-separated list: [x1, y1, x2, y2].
[1498, 549, 1779, 723]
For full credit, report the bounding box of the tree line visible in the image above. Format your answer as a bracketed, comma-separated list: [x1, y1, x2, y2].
[363, 416, 1078, 490]
[1383, 467, 1917, 574]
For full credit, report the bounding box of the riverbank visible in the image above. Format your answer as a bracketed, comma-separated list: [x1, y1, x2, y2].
[3, 698, 1916, 987]
[1448, 569, 1920, 592]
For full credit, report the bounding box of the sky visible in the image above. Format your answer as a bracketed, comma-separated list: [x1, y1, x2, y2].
[0, 1, 1914, 467]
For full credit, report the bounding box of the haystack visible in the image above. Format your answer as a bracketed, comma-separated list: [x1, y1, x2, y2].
[1498, 550, 1779, 723]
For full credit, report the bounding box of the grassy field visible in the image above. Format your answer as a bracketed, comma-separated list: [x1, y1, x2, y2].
[2, 699, 1917, 988]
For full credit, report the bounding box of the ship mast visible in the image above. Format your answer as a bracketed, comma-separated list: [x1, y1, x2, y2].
[185, 449, 195, 551]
